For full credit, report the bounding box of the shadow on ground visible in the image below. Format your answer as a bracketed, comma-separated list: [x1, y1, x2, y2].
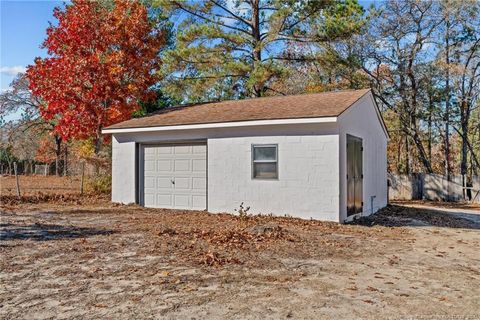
[0, 223, 115, 241]
[351, 205, 480, 230]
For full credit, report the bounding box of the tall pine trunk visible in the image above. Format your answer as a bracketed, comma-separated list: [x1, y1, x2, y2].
[427, 94, 434, 162]
[405, 134, 410, 174]
[251, 0, 262, 98]
[444, 16, 451, 180]
[460, 101, 469, 178]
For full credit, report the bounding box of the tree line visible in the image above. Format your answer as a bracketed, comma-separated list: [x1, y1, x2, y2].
[0, 0, 479, 180]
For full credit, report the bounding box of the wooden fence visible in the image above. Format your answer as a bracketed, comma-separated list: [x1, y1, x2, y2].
[388, 174, 480, 204]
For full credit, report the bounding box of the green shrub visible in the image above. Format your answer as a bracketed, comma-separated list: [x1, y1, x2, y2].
[85, 174, 111, 194]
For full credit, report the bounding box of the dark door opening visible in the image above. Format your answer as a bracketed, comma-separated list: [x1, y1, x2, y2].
[347, 134, 363, 216]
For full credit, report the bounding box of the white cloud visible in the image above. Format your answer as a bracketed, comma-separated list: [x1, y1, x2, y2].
[0, 65, 26, 76]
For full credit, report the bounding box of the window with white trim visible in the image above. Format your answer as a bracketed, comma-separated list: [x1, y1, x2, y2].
[252, 144, 278, 179]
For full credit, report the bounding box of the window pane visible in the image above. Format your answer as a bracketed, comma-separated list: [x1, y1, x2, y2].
[253, 146, 276, 161]
[253, 163, 277, 179]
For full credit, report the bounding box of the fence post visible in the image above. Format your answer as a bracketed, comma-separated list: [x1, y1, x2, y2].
[80, 162, 85, 195]
[14, 162, 21, 198]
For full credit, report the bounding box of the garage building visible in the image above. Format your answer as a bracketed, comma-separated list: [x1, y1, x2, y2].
[103, 89, 389, 222]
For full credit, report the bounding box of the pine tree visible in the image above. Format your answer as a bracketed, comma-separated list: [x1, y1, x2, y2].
[152, 0, 366, 102]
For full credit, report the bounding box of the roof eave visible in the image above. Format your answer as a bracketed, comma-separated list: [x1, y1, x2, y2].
[102, 116, 338, 134]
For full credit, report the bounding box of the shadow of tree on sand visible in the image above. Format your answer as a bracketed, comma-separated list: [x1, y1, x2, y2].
[0, 223, 115, 242]
[350, 205, 480, 230]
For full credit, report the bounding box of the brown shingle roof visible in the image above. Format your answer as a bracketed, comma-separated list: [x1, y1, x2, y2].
[104, 89, 371, 130]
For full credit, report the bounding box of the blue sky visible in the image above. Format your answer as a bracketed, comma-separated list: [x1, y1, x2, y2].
[1, 0, 64, 91]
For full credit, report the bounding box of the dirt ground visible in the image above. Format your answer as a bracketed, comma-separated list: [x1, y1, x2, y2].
[394, 199, 480, 211]
[1, 197, 479, 319]
[0, 175, 82, 196]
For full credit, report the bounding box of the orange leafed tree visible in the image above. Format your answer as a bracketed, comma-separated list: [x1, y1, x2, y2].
[27, 0, 165, 152]
[35, 135, 59, 164]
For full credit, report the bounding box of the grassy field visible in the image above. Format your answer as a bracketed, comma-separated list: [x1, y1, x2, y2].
[1, 194, 479, 319]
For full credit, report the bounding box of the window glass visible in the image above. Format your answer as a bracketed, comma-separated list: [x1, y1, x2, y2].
[253, 163, 277, 179]
[253, 146, 276, 161]
[252, 145, 277, 179]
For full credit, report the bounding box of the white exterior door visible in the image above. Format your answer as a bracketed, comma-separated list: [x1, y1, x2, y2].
[141, 144, 207, 210]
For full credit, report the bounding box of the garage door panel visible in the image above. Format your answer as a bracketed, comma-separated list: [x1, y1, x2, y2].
[192, 195, 206, 209]
[174, 194, 190, 208]
[174, 159, 190, 172]
[144, 160, 156, 172]
[142, 144, 206, 210]
[144, 177, 155, 188]
[192, 145, 206, 154]
[144, 146, 156, 155]
[157, 160, 172, 172]
[174, 145, 191, 154]
[157, 146, 173, 154]
[156, 177, 173, 189]
[174, 177, 190, 189]
[144, 193, 155, 207]
[144, 188, 157, 197]
[144, 154, 157, 161]
[157, 194, 173, 207]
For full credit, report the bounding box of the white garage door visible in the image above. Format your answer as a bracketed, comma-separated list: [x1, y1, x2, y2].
[141, 144, 207, 210]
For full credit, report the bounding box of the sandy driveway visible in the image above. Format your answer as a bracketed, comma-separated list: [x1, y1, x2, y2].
[1, 200, 479, 319]
[396, 202, 480, 226]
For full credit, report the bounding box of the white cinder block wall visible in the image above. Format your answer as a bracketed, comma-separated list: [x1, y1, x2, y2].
[111, 136, 136, 204]
[338, 93, 388, 221]
[207, 134, 340, 221]
[111, 124, 341, 221]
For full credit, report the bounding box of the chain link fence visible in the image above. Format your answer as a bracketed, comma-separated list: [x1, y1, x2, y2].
[1, 160, 111, 196]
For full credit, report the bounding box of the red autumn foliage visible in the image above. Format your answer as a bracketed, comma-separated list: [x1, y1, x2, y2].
[26, 0, 164, 146]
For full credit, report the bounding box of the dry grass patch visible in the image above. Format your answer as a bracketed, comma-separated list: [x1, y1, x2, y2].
[1, 175, 82, 196]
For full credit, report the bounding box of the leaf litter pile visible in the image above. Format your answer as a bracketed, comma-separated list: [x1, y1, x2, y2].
[1, 197, 410, 269]
[1, 193, 106, 206]
[125, 208, 412, 268]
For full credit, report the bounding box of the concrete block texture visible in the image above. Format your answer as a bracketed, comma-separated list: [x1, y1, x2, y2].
[207, 135, 340, 221]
